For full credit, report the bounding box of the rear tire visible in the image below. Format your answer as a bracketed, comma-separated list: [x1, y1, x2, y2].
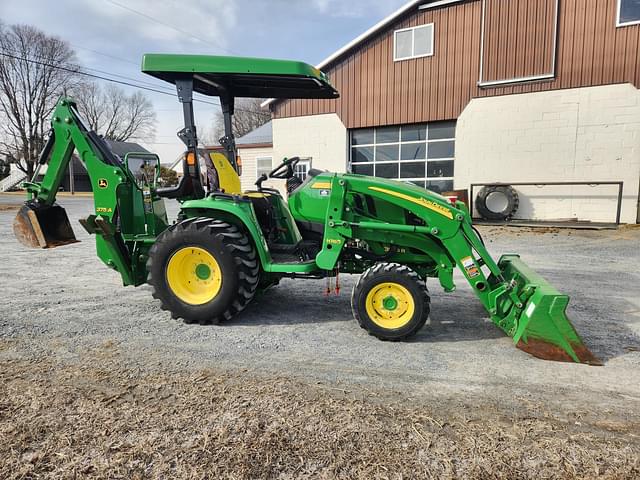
[351, 263, 430, 341]
[147, 217, 259, 325]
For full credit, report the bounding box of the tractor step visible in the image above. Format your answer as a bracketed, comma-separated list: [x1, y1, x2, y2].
[271, 252, 304, 264]
[269, 242, 300, 254]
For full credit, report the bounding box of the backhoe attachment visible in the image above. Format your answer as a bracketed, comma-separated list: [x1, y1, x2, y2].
[13, 201, 77, 249]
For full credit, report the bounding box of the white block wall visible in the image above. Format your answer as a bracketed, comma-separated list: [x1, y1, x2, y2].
[456, 83, 640, 223]
[238, 145, 274, 192]
[272, 113, 348, 174]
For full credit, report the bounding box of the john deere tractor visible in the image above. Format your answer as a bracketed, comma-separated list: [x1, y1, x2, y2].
[14, 54, 598, 364]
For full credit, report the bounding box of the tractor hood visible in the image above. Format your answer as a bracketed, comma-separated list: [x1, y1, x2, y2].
[141, 53, 339, 100]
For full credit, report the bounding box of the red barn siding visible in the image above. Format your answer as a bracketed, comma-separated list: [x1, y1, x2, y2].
[271, 0, 640, 127]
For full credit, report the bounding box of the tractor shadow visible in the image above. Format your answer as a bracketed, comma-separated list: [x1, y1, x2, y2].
[235, 279, 504, 343]
[235, 277, 640, 361]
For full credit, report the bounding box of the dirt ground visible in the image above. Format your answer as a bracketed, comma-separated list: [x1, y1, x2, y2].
[1, 194, 639, 478]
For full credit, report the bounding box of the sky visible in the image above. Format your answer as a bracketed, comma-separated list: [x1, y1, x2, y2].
[0, 0, 408, 164]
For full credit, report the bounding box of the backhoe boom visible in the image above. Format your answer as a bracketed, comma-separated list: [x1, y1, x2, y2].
[13, 98, 169, 286]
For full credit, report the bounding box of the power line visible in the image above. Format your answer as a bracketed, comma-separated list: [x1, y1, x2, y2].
[104, 0, 237, 55]
[3, 41, 266, 114]
[1, 46, 175, 92]
[0, 51, 266, 114]
[3, 46, 175, 92]
[2, 20, 249, 111]
[1, 51, 188, 97]
[70, 44, 139, 66]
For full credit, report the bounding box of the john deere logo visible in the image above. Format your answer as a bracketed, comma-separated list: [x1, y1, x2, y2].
[98, 178, 108, 189]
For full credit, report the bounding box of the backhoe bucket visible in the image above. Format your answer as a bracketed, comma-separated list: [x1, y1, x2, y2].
[13, 202, 78, 249]
[498, 254, 600, 365]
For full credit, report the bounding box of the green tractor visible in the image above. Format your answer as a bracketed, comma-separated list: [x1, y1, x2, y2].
[14, 54, 598, 364]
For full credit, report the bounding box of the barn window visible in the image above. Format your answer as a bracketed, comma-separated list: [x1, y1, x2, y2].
[618, 0, 640, 26]
[256, 156, 273, 177]
[294, 158, 312, 180]
[393, 24, 434, 61]
[349, 121, 455, 193]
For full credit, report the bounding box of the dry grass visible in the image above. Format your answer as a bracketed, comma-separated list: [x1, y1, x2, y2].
[1, 348, 638, 479]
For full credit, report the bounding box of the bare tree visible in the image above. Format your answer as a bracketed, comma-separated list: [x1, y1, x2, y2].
[0, 24, 79, 177]
[74, 82, 156, 142]
[213, 98, 270, 142]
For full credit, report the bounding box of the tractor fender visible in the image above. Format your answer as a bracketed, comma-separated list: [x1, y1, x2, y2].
[178, 199, 272, 268]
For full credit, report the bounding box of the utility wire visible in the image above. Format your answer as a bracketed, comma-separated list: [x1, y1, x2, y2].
[1, 47, 175, 93]
[3, 46, 175, 92]
[104, 0, 237, 55]
[1, 51, 192, 98]
[70, 44, 139, 66]
[0, 51, 266, 114]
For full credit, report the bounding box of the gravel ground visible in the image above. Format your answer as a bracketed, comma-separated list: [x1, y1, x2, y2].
[1, 194, 639, 477]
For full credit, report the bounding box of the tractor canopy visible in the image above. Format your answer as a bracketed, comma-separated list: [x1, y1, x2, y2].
[141, 54, 339, 99]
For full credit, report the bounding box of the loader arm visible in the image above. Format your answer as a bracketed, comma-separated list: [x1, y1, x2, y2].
[311, 173, 599, 365]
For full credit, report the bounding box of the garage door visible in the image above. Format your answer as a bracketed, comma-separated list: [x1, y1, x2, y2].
[349, 121, 455, 193]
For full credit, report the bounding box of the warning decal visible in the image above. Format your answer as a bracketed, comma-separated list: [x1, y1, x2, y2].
[461, 256, 480, 278]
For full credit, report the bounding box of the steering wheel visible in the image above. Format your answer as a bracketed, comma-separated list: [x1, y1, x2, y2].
[269, 156, 300, 179]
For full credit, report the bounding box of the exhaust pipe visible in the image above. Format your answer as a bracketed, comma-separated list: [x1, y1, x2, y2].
[13, 201, 78, 249]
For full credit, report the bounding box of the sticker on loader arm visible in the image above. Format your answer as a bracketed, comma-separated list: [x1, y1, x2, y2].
[461, 256, 480, 278]
[525, 302, 536, 317]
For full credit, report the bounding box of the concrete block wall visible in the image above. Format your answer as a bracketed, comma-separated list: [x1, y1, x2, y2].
[237, 145, 274, 192]
[272, 113, 348, 174]
[456, 83, 640, 223]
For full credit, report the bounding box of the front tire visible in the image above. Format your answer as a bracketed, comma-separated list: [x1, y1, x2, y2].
[351, 263, 430, 341]
[147, 217, 259, 325]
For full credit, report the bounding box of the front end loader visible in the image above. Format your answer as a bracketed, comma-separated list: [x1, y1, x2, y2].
[13, 53, 599, 365]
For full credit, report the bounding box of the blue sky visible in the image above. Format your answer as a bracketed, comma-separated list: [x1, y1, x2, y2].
[1, 0, 407, 163]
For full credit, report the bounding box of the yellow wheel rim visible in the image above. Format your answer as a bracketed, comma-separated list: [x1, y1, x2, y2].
[166, 246, 222, 305]
[365, 282, 415, 329]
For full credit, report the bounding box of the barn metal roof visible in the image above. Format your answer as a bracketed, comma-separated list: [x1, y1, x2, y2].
[260, 0, 466, 108]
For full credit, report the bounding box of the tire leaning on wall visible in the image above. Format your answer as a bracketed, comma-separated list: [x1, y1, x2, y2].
[475, 185, 520, 221]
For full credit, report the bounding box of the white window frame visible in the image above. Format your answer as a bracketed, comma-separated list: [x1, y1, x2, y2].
[294, 158, 312, 180]
[617, 0, 640, 27]
[255, 156, 273, 178]
[393, 24, 435, 62]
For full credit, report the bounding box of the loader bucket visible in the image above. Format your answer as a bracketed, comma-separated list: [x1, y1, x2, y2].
[498, 254, 601, 365]
[13, 202, 78, 249]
